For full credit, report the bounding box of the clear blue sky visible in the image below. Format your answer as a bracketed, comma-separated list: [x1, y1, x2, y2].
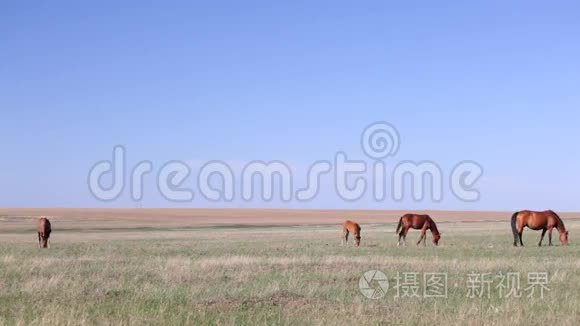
[1, 1, 579, 210]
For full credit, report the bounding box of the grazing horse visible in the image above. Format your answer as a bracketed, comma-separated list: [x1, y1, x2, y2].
[37, 217, 51, 249]
[512, 210, 568, 247]
[341, 220, 361, 247]
[395, 214, 440, 246]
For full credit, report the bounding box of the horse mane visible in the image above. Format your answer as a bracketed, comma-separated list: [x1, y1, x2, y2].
[427, 216, 439, 235]
[551, 211, 566, 231]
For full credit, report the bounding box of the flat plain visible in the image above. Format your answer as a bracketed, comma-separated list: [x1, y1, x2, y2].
[1, 209, 579, 325]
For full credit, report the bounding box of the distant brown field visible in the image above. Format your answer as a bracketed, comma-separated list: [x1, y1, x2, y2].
[3, 208, 579, 228]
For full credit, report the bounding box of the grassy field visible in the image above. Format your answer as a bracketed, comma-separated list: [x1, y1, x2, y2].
[1, 214, 579, 325]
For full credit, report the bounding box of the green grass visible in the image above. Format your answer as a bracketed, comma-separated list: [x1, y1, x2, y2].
[0, 222, 579, 325]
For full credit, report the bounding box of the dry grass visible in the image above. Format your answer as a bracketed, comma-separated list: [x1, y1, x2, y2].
[1, 211, 580, 325]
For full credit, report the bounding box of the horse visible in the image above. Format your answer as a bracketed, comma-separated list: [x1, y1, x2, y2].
[37, 217, 51, 249]
[511, 210, 568, 247]
[341, 220, 361, 247]
[395, 214, 440, 246]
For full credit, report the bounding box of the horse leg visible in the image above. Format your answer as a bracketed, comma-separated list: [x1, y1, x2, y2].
[416, 230, 425, 246]
[344, 231, 350, 247]
[518, 226, 525, 246]
[403, 227, 409, 246]
[538, 229, 547, 247]
[417, 230, 426, 246]
[38, 232, 41, 248]
[397, 226, 406, 247]
[548, 227, 553, 246]
[424, 226, 431, 246]
[417, 224, 428, 246]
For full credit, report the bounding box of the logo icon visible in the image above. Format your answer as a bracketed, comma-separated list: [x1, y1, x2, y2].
[359, 270, 389, 299]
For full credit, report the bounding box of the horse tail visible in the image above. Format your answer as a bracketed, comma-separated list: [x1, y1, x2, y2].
[395, 217, 403, 234]
[511, 211, 519, 240]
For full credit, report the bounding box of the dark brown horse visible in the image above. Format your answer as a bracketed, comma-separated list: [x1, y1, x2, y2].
[512, 210, 568, 247]
[395, 214, 440, 246]
[37, 217, 51, 248]
[342, 220, 361, 247]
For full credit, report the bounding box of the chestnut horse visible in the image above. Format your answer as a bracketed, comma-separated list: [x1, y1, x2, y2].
[37, 217, 51, 249]
[512, 210, 568, 247]
[341, 220, 361, 247]
[395, 214, 440, 246]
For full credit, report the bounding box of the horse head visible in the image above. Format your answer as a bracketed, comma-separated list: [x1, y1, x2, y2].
[39, 236, 48, 248]
[433, 233, 441, 246]
[354, 234, 361, 247]
[560, 231, 569, 246]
